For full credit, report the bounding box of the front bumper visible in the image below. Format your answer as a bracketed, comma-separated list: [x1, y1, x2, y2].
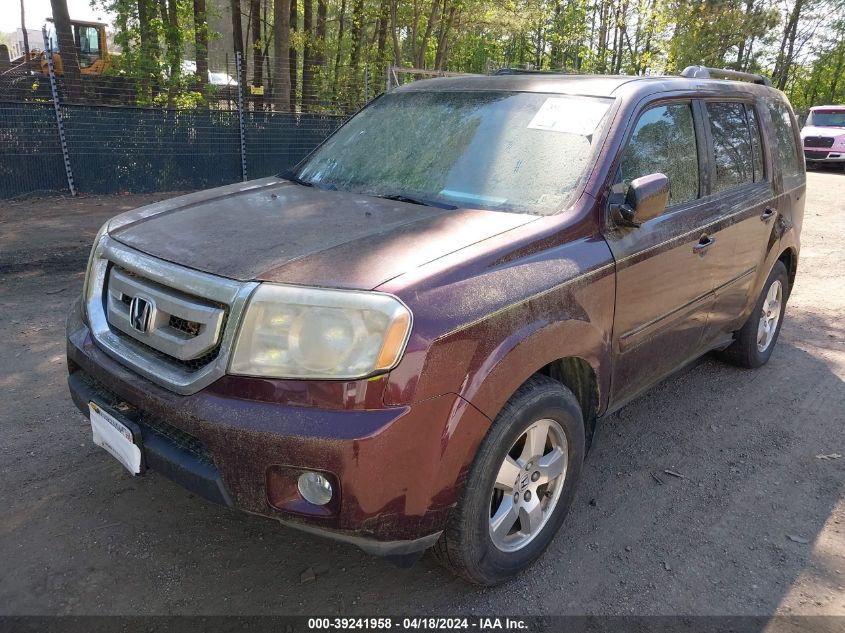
[803, 149, 845, 162]
[67, 300, 490, 556]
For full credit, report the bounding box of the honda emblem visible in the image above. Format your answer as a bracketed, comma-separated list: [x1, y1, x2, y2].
[129, 296, 155, 333]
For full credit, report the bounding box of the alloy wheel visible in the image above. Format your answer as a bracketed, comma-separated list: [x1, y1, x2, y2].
[757, 279, 783, 352]
[489, 418, 568, 552]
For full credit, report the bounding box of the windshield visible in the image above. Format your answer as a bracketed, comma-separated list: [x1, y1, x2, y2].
[294, 90, 612, 215]
[806, 110, 845, 128]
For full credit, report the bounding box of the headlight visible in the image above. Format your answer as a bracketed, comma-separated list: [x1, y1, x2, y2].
[229, 284, 412, 380]
[82, 221, 110, 316]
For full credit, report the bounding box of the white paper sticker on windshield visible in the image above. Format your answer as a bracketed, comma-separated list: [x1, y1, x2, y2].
[528, 98, 609, 136]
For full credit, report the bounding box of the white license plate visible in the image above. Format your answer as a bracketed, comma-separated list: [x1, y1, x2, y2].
[89, 402, 142, 475]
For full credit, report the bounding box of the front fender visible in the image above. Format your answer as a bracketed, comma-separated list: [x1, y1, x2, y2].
[464, 313, 610, 421]
[400, 261, 615, 422]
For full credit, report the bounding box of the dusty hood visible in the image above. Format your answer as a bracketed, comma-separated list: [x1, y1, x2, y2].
[108, 177, 536, 290]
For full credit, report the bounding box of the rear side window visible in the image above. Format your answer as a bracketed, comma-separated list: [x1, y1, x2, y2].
[769, 101, 802, 180]
[747, 105, 765, 182]
[620, 103, 699, 207]
[707, 102, 755, 192]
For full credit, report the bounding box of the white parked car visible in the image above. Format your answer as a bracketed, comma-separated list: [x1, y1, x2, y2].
[180, 60, 237, 86]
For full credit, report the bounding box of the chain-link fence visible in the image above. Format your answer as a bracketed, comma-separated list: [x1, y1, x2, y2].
[0, 101, 68, 197]
[0, 26, 479, 201]
[0, 45, 360, 199]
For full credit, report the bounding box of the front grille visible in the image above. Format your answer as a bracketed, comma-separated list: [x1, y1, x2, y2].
[804, 136, 835, 148]
[805, 150, 830, 159]
[112, 327, 223, 373]
[105, 265, 228, 372]
[121, 290, 204, 339]
[169, 315, 201, 337]
[86, 237, 257, 395]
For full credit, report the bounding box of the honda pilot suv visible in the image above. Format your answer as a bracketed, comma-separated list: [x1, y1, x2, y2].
[67, 65, 805, 585]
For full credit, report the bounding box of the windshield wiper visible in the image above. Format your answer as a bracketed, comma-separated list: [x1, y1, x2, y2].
[281, 171, 314, 187]
[374, 193, 457, 210]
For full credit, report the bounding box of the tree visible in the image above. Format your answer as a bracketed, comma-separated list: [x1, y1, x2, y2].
[158, 0, 182, 105]
[232, 0, 246, 86]
[302, 0, 314, 107]
[135, 0, 161, 96]
[193, 0, 209, 95]
[348, 0, 365, 72]
[90, 0, 845, 113]
[333, 0, 346, 98]
[433, 1, 456, 70]
[375, 0, 389, 68]
[789, 13, 845, 109]
[314, 0, 327, 101]
[316, 0, 328, 71]
[19, 0, 30, 63]
[290, 0, 298, 103]
[773, 0, 807, 89]
[272, 0, 291, 110]
[49, 0, 81, 99]
[248, 0, 264, 96]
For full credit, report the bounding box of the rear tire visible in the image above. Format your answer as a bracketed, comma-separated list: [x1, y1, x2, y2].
[717, 261, 789, 369]
[432, 375, 585, 585]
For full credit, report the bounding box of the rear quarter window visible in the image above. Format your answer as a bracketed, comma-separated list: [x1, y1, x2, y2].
[747, 105, 765, 182]
[768, 101, 803, 182]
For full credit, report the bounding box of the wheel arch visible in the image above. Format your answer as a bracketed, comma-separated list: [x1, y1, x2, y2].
[778, 246, 798, 297]
[537, 357, 599, 449]
[459, 317, 609, 450]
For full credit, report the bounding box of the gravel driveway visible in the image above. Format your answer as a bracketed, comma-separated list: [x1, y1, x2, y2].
[1, 171, 843, 616]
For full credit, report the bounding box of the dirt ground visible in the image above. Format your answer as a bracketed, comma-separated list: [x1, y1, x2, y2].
[1, 171, 843, 617]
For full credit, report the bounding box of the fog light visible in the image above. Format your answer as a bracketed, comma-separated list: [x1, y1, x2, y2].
[297, 472, 333, 506]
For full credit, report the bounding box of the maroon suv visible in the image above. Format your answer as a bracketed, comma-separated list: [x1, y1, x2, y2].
[67, 66, 805, 585]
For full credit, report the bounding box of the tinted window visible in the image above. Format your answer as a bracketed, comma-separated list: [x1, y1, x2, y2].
[769, 102, 802, 180]
[747, 105, 765, 182]
[620, 103, 699, 207]
[707, 102, 754, 192]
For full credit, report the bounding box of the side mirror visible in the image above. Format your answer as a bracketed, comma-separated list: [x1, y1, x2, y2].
[614, 173, 669, 228]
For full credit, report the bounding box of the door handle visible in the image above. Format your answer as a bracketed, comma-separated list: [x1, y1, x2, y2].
[760, 207, 776, 222]
[693, 235, 716, 255]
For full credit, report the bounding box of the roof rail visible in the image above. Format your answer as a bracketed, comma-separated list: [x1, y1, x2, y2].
[493, 68, 568, 76]
[681, 65, 772, 87]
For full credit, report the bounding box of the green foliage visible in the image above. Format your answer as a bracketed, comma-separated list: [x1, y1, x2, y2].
[666, 0, 781, 72]
[788, 16, 845, 110]
[94, 0, 844, 112]
[153, 90, 207, 108]
[97, 0, 206, 105]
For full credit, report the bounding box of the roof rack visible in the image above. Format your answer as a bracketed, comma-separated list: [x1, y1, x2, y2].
[493, 68, 568, 76]
[680, 65, 771, 87]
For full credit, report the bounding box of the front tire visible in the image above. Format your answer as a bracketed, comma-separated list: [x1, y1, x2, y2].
[717, 260, 789, 368]
[433, 375, 585, 585]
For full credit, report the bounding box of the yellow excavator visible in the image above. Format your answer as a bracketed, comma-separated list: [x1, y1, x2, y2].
[0, 18, 115, 100]
[42, 18, 112, 76]
[1, 18, 111, 75]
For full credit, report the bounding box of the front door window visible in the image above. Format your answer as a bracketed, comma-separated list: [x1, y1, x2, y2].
[619, 103, 700, 209]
